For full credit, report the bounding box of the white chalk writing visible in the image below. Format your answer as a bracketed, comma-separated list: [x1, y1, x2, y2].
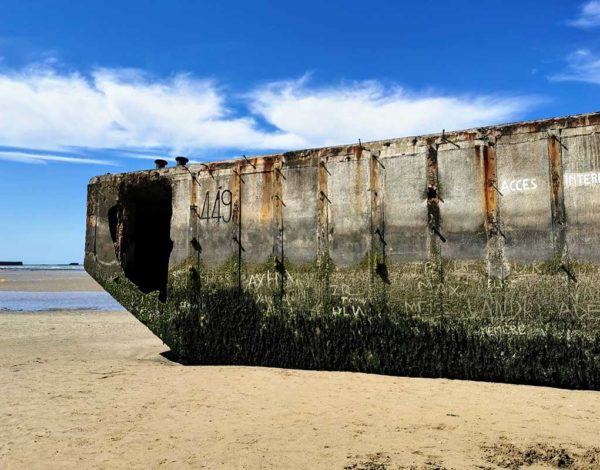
[500, 178, 538, 194]
[564, 172, 600, 188]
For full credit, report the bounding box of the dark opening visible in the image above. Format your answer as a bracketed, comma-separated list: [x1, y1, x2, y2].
[108, 205, 120, 243]
[120, 179, 173, 302]
[427, 186, 438, 200]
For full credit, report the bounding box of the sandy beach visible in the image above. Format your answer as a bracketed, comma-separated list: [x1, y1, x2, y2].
[0, 269, 103, 292]
[1, 272, 600, 469]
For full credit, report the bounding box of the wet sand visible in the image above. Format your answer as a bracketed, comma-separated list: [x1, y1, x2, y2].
[1, 272, 599, 469]
[0, 269, 102, 292]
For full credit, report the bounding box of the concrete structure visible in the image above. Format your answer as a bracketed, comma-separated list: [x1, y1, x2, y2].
[85, 112, 600, 389]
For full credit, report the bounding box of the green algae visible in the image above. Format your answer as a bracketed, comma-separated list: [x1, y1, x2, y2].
[93, 257, 600, 390]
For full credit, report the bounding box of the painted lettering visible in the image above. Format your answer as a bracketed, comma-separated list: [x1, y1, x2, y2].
[563, 172, 600, 188]
[500, 178, 538, 194]
[199, 189, 232, 222]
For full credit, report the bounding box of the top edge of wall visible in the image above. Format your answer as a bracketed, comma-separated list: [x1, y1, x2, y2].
[89, 110, 600, 184]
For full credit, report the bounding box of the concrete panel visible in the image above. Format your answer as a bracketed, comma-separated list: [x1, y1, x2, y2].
[438, 145, 487, 260]
[193, 170, 236, 266]
[562, 131, 600, 263]
[281, 164, 318, 265]
[240, 170, 275, 265]
[495, 135, 553, 262]
[328, 156, 370, 266]
[383, 152, 428, 262]
[168, 174, 191, 268]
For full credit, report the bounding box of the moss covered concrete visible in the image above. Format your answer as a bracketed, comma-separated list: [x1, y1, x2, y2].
[91, 258, 600, 390]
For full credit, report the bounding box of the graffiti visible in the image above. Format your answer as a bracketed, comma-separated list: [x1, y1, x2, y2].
[508, 262, 548, 275]
[330, 284, 354, 296]
[498, 172, 600, 192]
[329, 282, 370, 317]
[416, 279, 469, 295]
[199, 189, 232, 222]
[395, 296, 600, 323]
[332, 304, 365, 316]
[564, 172, 600, 188]
[481, 324, 527, 337]
[246, 271, 280, 289]
[487, 278, 509, 289]
[403, 299, 437, 315]
[202, 259, 600, 322]
[500, 178, 538, 193]
[243, 271, 323, 308]
[244, 270, 312, 290]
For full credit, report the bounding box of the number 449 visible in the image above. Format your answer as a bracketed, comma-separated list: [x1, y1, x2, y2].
[199, 189, 232, 223]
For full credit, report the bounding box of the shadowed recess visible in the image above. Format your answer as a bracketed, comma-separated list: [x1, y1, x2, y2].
[114, 179, 173, 301]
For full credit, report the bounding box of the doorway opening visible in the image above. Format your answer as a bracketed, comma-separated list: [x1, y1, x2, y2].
[119, 178, 173, 302]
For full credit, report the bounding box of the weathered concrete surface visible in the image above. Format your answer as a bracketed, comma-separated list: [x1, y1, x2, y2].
[85, 112, 600, 389]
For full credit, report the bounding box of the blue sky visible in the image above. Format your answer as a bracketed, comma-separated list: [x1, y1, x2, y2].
[1, 0, 600, 263]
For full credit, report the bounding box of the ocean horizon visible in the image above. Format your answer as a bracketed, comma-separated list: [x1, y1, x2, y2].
[0, 264, 85, 271]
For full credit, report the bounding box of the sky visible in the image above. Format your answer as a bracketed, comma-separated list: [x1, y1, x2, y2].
[1, 0, 600, 263]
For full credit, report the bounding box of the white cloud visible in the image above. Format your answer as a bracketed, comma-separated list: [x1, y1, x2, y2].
[568, 1, 600, 28]
[550, 49, 600, 84]
[0, 67, 295, 156]
[0, 151, 116, 165]
[0, 66, 535, 164]
[249, 79, 535, 148]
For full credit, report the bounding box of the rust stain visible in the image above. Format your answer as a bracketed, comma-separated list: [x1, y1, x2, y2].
[273, 160, 283, 228]
[547, 135, 568, 260]
[547, 136, 567, 252]
[548, 136, 563, 206]
[94, 112, 600, 185]
[354, 158, 363, 202]
[230, 161, 241, 225]
[370, 153, 379, 214]
[369, 152, 382, 266]
[354, 145, 363, 160]
[190, 171, 197, 208]
[481, 145, 497, 230]
[426, 145, 440, 227]
[318, 152, 328, 251]
[260, 158, 274, 223]
[318, 156, 328, 201]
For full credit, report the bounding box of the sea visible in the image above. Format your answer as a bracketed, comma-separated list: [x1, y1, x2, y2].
[0, 264, 124, 312]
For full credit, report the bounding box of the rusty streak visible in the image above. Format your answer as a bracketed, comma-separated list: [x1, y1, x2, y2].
[369, 147, 381, 284]
[317, 151, 330, 307]
[231, 161, 242, 289]
[426, 144, 445, 293]
[548, 135, 568, 270]
[273, 161, 285, 298]
[481, 144, 497, 231]
[260, 158, 274, 223]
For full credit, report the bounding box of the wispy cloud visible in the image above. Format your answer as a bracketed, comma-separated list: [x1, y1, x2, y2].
[250, 78, 535, 148]
[568, 1, 600, 28]
[0, 66, 296, 157]
[550, 49, 600, 84]
[0, 65, 536, 164]
[0, 151, 116, 165]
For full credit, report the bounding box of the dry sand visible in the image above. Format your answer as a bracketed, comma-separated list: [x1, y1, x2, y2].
[1, 271, 599, 469]
[1, 312, 600, 469]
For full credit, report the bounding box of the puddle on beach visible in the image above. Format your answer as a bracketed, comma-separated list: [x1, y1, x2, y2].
[0, 291, 124, 312]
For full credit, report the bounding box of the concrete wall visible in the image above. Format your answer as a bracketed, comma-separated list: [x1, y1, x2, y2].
[84, 112, 600, 388]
